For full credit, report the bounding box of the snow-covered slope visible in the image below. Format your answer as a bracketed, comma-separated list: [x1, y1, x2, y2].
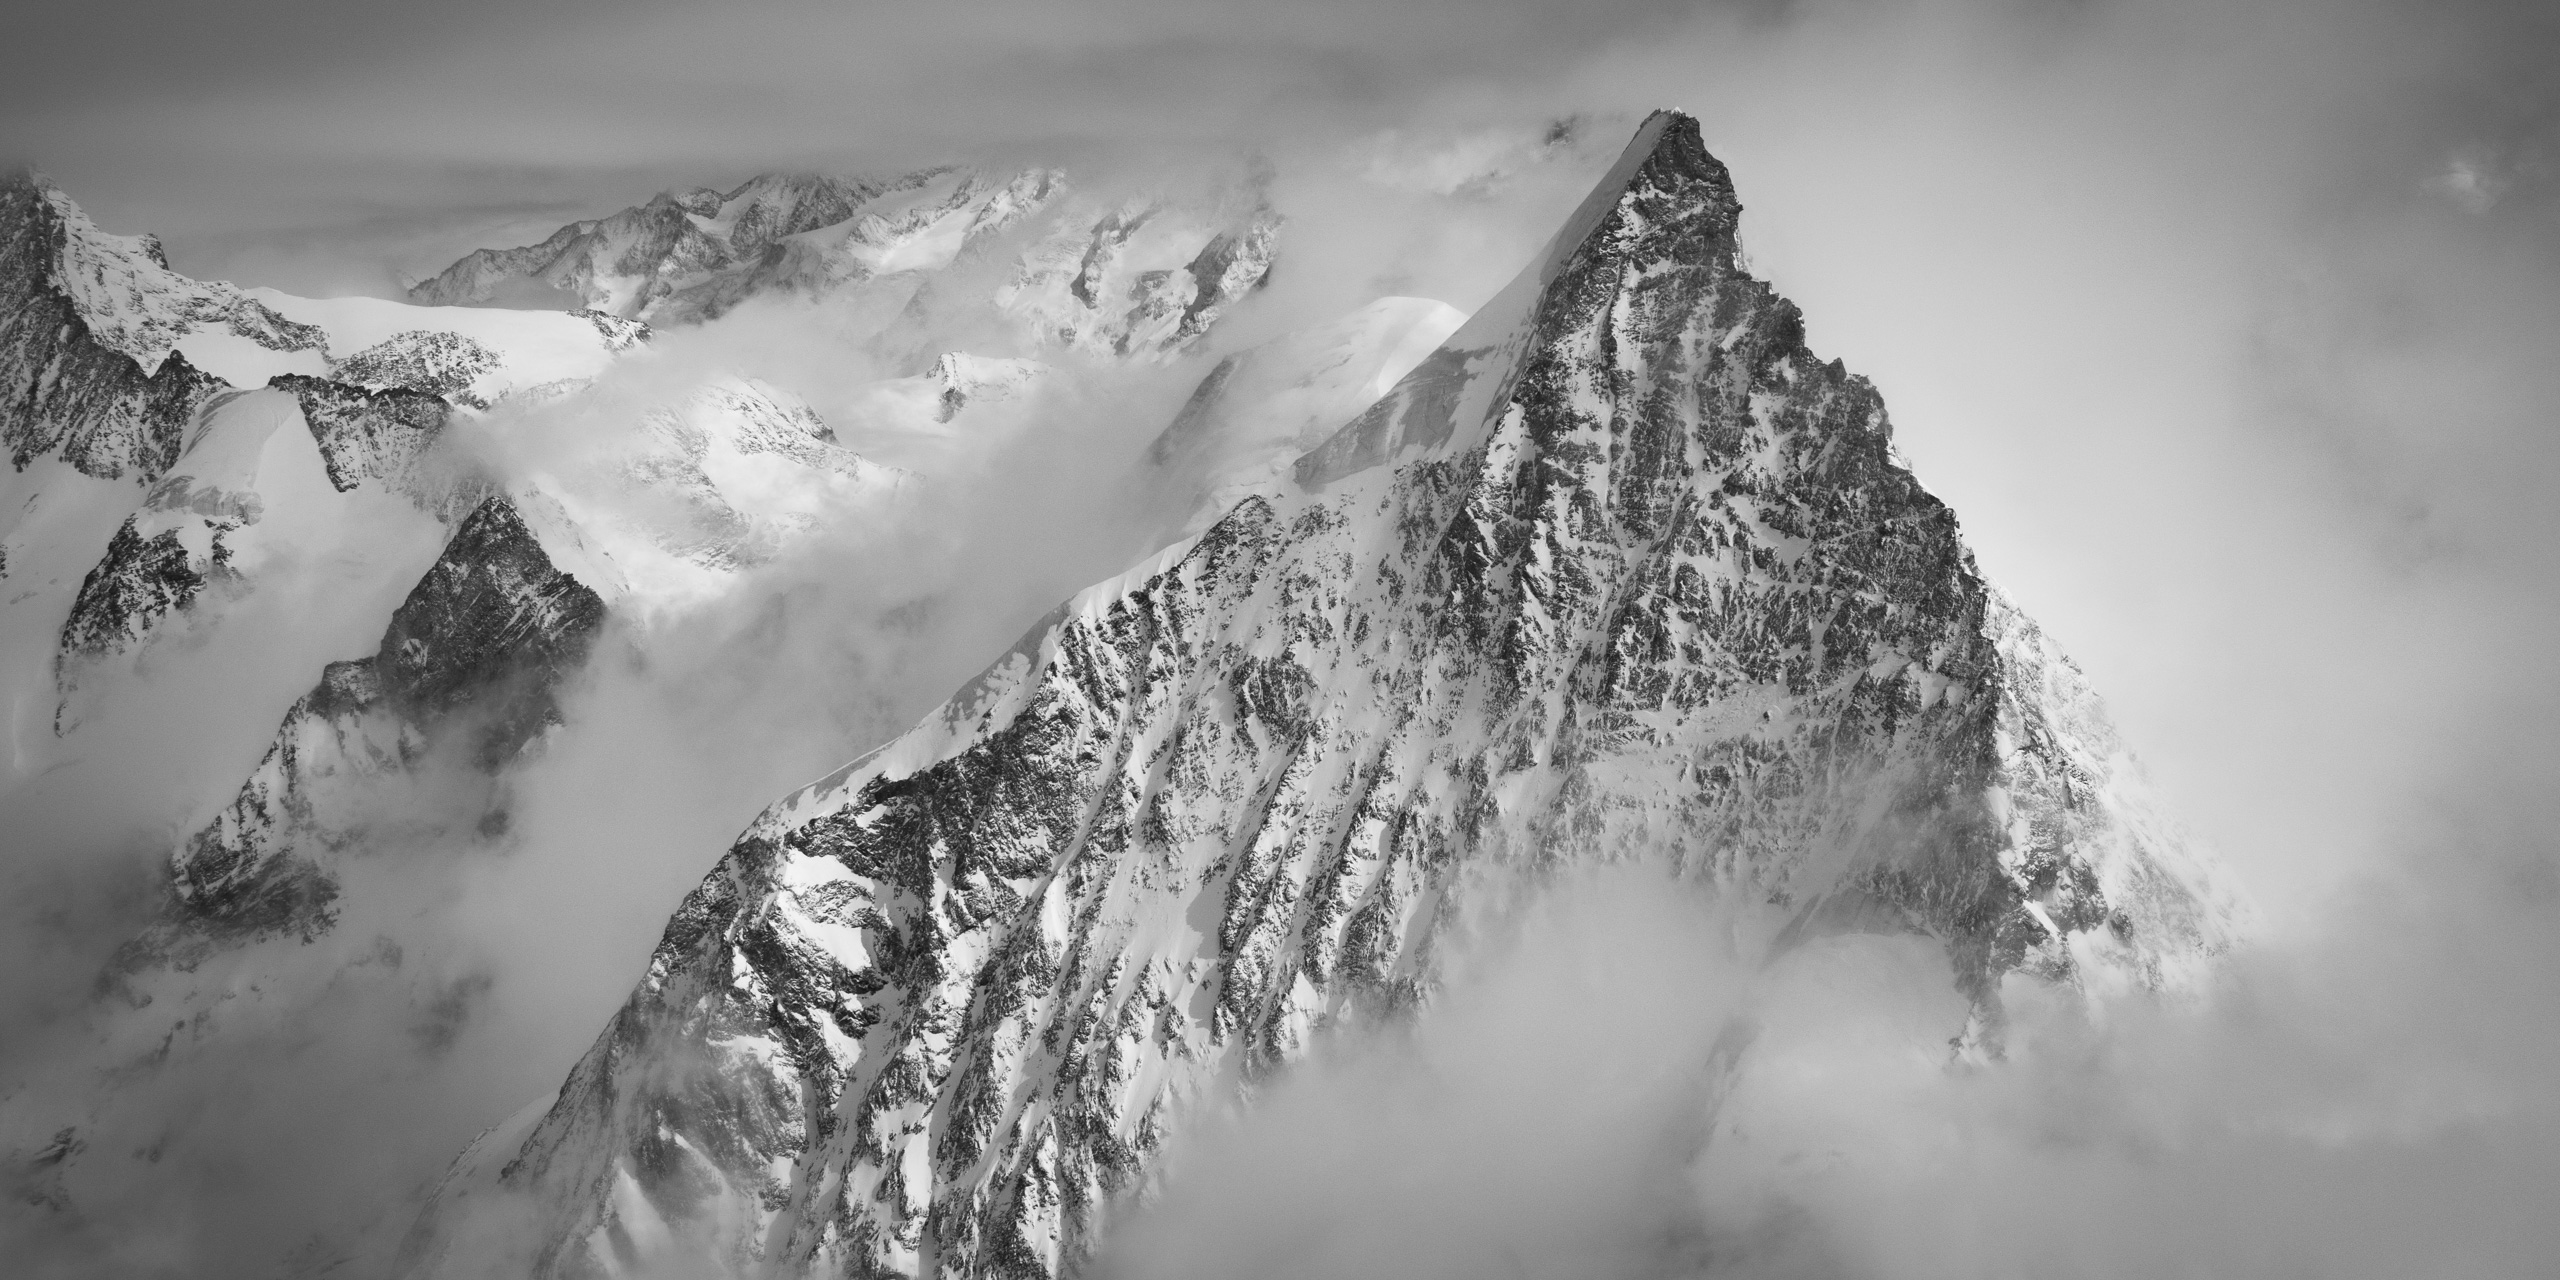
[46, 386, 455, 731]
[519, 376, 909, 609]
[1, 167, 636, 488]
[398, 111, 2246, 1280]
[408, 173, 917, 318]
[1, 157, 1283, 1280]
[0, 170, 257, 482]
[407, 167, 1279, 359]
[1140, 295, 1467, 540]
[119, 496, 609, 961]
[0, 172, 653, 757]
[2, 362, 915, 1275]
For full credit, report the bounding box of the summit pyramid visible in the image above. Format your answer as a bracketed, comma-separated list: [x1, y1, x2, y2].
[398, 111, 2245, 1280]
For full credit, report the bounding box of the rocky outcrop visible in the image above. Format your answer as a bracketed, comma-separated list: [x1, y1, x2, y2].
[1001, 197, 1279, 358]
[277, 374, 455, 497]
[331, 330, 504, 406]
[401, 112, 2243, 1280]
[368, 496, 608, 751]
[54, 515, 221, 667]
[406, 167, 1277, 357]
[1172, 214, 1281, 343]
[0, 169, 337, 482]
[573, 309, 652, 351]
[138, 497, 606, 954]
[43, 377, 473, 731]
[1, 175, 228, 481]
[407, 174, 912, 317]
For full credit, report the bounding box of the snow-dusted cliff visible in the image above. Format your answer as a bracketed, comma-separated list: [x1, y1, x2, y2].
[406, 167, 1278, 356]
[399, 111, 2245, 1280]
[122, 496, 607, 959]
[0, 148, 1308, 1280]
[0, 171, 648, 752]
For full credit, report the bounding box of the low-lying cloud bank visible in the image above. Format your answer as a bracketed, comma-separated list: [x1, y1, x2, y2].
[1101, 783, 2560, 1280]
[4, 0, 2557, 1274]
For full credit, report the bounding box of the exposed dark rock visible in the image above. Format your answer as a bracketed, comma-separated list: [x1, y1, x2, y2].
[407, 174, 897, 318]
[410, 112, 2243, 1280]
[372, 497, 607, 756]
[0, 174, 224, 480]
[0, 169, 326, 481]
[275, 374, 452, 494]
[56, 516, 212, 665]
[330, 331, 502, 407]
[133, 497, 606, 957]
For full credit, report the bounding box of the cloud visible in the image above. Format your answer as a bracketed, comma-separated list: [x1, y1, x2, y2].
[0, 256, 1268, 1277]
[4, 0, 2558, 1275]
[1098, 776, 2560, 1280]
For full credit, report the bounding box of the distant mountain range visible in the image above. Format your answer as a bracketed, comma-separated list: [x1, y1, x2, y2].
[0, 113, 2245, 1280]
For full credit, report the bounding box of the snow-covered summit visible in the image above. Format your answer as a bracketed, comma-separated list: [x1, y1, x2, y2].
[13, 171, 325, 379]
[396, 110, 2248, 1280]
[406, 164, 1280, 357]
[408, 171, 915, 317]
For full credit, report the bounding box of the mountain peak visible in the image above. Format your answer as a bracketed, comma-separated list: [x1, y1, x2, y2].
[1292, 109, 1741, 491]
[1530, 108, 1737, 291]
[398, 110, 2242, 1280]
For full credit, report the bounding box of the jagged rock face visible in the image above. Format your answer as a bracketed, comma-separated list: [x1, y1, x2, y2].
[645, 170, 1064, 328]
[45, 379, 472, 708]
[407, 172, 943, 318]
[332, 330, 505, 406]
[406, 167, 1277, 359]
[279, 374, 456, 497]
[0, 174, 234, 481]
[147, 497, 605, 952]
[55, 515, 216, 667]
[371, 497, 608, 746]
[411, 113, 2240, 1280]
[573, 308, 653, 351]
[25, 176, 324, 372]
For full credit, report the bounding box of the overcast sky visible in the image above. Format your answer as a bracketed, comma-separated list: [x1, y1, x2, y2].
[6, 0, 2555, 1088]
[4, 1, 2558, 1273]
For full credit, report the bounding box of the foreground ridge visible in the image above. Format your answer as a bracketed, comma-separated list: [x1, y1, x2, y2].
[404, 111, 2245, 1280]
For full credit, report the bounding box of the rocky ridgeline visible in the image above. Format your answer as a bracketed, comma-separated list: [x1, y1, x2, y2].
[52, 514, 221, 668]
[279, 375, 457, 496]
[408, 173, 908, 318]
[0, 172, 241, 481]
[0, 175, 633, 972]
[331, 330, 506, 406]
[398, 113, 2245, 1280]
[406, 167, 1279, 356]
[126, 497, 606, 960]
[47, 380, 472, 712]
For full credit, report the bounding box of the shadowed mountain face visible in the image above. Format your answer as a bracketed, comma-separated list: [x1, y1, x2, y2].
[125, 496, 607, 960]
[398, 112, 2242, 1280]
[2, 145, 1306, 1280]
[0, 173, 264, 482]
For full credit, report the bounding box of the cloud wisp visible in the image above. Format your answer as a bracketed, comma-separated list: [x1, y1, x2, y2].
[1, 0, 2555, 1274]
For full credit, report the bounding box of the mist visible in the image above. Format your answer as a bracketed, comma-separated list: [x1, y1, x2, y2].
[4, 0, 2557, 1275]
[0, 139, 1617, 1274]
[1094, 810, 2560, 1278]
